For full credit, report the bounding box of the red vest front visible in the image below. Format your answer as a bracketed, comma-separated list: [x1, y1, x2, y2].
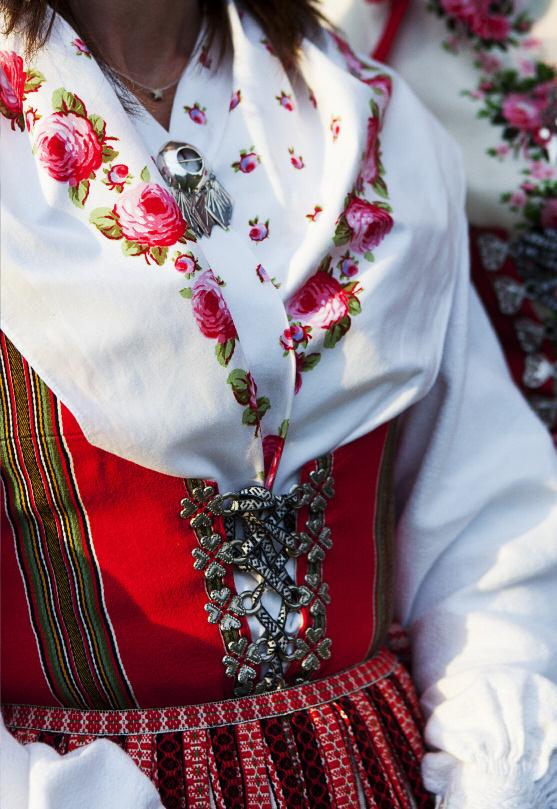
[1, 333, 397, 709]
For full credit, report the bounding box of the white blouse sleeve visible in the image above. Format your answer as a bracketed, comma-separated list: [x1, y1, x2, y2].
[393, 200, 557, 806]
[0, 717, 163, 809]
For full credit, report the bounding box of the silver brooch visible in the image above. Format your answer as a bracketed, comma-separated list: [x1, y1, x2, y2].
[156, 141, 233, 238]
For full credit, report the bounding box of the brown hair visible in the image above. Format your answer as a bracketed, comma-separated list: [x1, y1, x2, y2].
[0, 1, 329, 70]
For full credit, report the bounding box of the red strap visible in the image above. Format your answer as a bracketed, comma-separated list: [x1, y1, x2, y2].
[372, 0, 411, 63]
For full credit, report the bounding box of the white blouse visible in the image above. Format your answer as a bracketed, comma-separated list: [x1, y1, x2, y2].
[1, 3, 556, 807]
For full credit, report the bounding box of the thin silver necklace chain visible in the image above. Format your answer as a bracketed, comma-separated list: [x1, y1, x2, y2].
[109, 65, 184, 101]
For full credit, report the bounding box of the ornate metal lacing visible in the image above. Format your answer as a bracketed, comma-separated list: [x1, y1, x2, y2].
[180, 455, 335, 696]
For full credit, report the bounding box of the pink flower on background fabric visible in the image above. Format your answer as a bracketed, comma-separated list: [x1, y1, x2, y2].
[529, 161, 556, 181]
[114, 183, 186, 246]
[477, 51, 502, 73]
[249, 218, 269, 242]
[540, 198, 557, 229]
[288, 271, 349, 330]
[502, 93, 546, 131]
[191, 270, 237, 342]
[440, 0, 477, 21]
[344, 197, 394, 254]
[510, 190, 526, 208]
[35, 112, 103, 185]
[470, 13, 510, 41]
[105, 163, 130, 191]
[0, 51, 25, 120]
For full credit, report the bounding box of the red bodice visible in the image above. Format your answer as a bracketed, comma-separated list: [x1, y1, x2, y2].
[1, 333, 397, 709]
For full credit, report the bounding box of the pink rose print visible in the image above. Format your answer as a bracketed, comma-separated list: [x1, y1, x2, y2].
[280, 323, 312, 352]
[0, 50, 44, 131]
[72, 38, 92, 57]
[174, 251, 200, 277]
[232, 148, 260, 174]
[113, 182, 186, 246]
[0, 51, 25, 124]
[230, 89, 242, 111]
[249, 217, 269, 243]
[288, 271, 349, 330]
[191, 270, 237, 343]
[540, 198, 557, 229]
[35, 111, 103, 185]
[502, 93, 546, 131]
[337, 197, 394, 257]
[330, 116, 341, 142]
[184, 102, 207, 125]
[337, 252, 359, 278]
[289, 148, 305, 169]
[103, 163, 130, 192]
[306, 205, 323, 222]
[276, 91, 295, 111]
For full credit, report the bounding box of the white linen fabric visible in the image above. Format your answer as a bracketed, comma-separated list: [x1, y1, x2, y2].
[1, 2, 557, 808]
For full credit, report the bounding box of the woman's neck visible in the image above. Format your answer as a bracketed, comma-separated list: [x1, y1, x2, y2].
[67, 0, 203, 128]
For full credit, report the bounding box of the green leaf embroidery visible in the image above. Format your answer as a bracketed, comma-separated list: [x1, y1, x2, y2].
[68, 179, 90, 208]
[301, 352, 321, 372]
[52, 88, 86, 117]
[140, 166, 151, 182]
[121, 239, 146, 257]
[179, 287, 193, 299]
[215, 339, 236, 367]
[89, 207, 123, 239]
[371, 177, 389, 199]
[323, 316, 351, 349]
[333, 216, 351, 247]
[88, 113, 106, 141]
[102, 144, 119, 164]
[227, 369, 251, 405]
[347, 296, 362, 316]
[363, 251, 375, 262]
[23, 69, 45, 94]
[149, 246, 168, 266]
[278, 419, 289, 439]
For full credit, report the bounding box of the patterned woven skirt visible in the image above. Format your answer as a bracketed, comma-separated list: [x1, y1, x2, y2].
[3, 648, 434, 809]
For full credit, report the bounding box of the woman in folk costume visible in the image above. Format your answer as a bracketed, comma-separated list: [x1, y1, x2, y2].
[0, 0, 556, 807]
[327, 0, 557, 444]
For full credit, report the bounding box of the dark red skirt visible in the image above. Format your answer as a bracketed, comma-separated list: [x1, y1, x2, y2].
[3, 648, 434, 809]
